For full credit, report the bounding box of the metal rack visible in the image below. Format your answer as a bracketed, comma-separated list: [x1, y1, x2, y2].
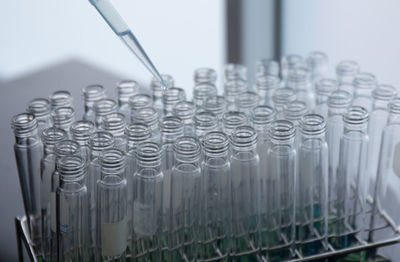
[16, 204, 400, 262]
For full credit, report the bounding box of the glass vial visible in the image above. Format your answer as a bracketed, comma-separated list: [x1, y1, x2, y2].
[256, 58, 280, 77]
[117, 80, 140, 120]
[70, 120, 95, 161]
[163, 87, 186, 116]
[101, 112, 128, 152]
[94, 98, 118, 128]
[222, 111, 248, 137]
[224, 79, 248, 111]
[27, 98, 52, 135]
[224, 63, 247, 81]
[193, 83, 218, 109]
[314, 78, 338, 119]
[281, 54, 304, 83]
[151, 74, 174, 114]
[169, 136, 202, 261]
[256, 75, 280, 106]
[131, 107, 160, 143]
[40, 127, 68, 260]
[83, 84, 106, 121]
[129, 94, 154, 115]
[335, 106, 369, 248]
[283, 100, 309, 148]
[336, 60, 360, 86]
[296, 114, 328, 256]
[132, 142, 163, 261]
[306, 51, 328, 85]
[199, 131, 231, 261]
[234, 91, 260, 115]
[51, 107, 75, 135]
[287, 67, 315, 109]
[263, 120, 296, 260]
[173, 100, 196, 136]
[11, 113, 43, 254]
[229, 126, 260, 259]
[56, 155, 88, 262]
[194, 68, 217, 85]
[272, 87, 297, 116]
[352, 72, 378, 112]
[49, 90, 74, 110]
[203, 96, 227, 120]
[96, 149, 127, 261]
[193, 111, 218, 139]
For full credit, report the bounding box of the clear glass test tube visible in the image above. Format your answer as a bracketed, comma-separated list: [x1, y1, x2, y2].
[193, 111, 219, 140]
[234, 91, 260, 116]
[272, 87, 297, 117]
[221, 111, 248, 137]
[306, 51, 328, 85]
[281, 54, 304, 83]
[199, 131, 231, 261]
[51, 107, 75, 136]
[27, 98, 52, 136]
[70, 120, 95, 161]
[117, 80, 140, 119]
[173, 101, 196, 136]
[131, 107, 160, 143]
[352, 72, 378, 112]
[336, 60, 360, 86]
[193, 83, 217, 109]
[224, 63, 247, 82]
[96, 149, 128, 261]
[194, 68, 217, 85]
[203, 96, 227, 121]
[49, 90, 74, 110]
[83, 85, 106, 122]
[169, 136, 202, 261]
[256, 58, 280, 78]
[287, 67, 315, 109]
[94, 98, 118, 128]
[12, 113, 43, 254]
[151, 74, 174, 114]
[314, 78, 338, 119]
[224, 79, 248, 111]
[101, 112, 128, 152]
[256, 75, 280, 106]
[163, 87, 186, 116]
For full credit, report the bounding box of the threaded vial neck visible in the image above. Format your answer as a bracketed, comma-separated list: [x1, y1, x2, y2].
[126, 123, 151, 148]
[268, 120, 296, 144]
[256, 59, 280, 77]
[336, 60, 360, 78]
[224, 79, 248, 99]
[272, 87, 296, 109]
[193, 111, 218, 134]
[230, 126, 258, 151]
[283, 100, 308, 123]
[117, 80, 140, 105]
[11, 113, 38, 137]
[129, 94, 153, 111]
[57, 155, 86, 184]
[27, 98, 51, 118]
[222, 111, 248, 135]
[287, 67, 311, 89]
[136, 142, 162, 168]
[173, 101, 195, 122]
[70, 120, 95, 145]
[372, 85, 397, 101]
[131, 107, 159, 130]
[389, 98, 400, 115]
[89, 131, 115, 155]
[101, 113, 126, 137]
[327, 90, 353, 109]
[151, 74, 174, 93]
[83, 84, 106, 103]
[160, 116, 184, 142]
[224, 63, 247, 81]
[51, 107, 75, 129]
[42, 127, 68, 148]
[256, 75, 280, 91]
[202, 131, 229, 157]
[194, 68, 217, 84]
[251, 105, 275, 128]
[49, 90, 73, 109]
[100, 148, 125, 178]
[306, 51, 328, 74]
[94, 98, 118, 116]
[203, 96, 226, 117]
[343, 106, 369, 130]
[174, 136, 201, 163]
[353, 72, 377, 90]
[234, 91, 259, 112]
[163, 87, 186, 107]
[193, 84, 217, 107]
[300, 114, 326, 136]
[55, 140, 80, 159]
[315, 79, 338, 96]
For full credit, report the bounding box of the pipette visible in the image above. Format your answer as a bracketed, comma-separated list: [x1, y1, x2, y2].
[89, 0, 167, 89]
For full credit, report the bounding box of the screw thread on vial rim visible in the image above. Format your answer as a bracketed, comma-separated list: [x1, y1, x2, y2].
[129, 94, 153, 111]
[224, 63, 247, 81]
[173, 101, 196, 122]
[300, 114, 326, 136]
[306, 51, 328, 73]
[272, 87, 297, 110]
[389, 98, 400, 114]
[193, 111, 218, 134]
[151, 74, 174, 92]
[327, 90, 353, 109]
[163, 87, 186, 107]
[100, 148, 126, 177]
[101, 112, 126, 137]
[11, 113, 38, 137]
[126, 123, 151, 147]
[224, 79, 248, 99]
[135, 142, 162, 168]
[343, 106, 369, 128]
[315, 79, 338, 96]
[256, 59, 280, 77]
[194, 68, 217, 84]
[160, 116, 184, 142]
[70, 120, 95, 144]
[372, 85, 398, 101]
[283, 100, 309, 122]
[27, 98, 51, 118]
[193, 84, 217, 107]
[54, 140, 80, 159]
[57, 155, 86, 183]
[234, 91, 260, 112]
[202, 131, 230, 157]
[222, 111, 248, 134]
[256, 75, 280, 91]
[117, 80, 140, 105]
[268, 119, 296, 144]
[89, 131, 115, 156]
[336, 60, 360, 78]
[42, 127, 68, 150]
[287, 67, 311, 89]
[51, 107, 75, 128]
[49, 90, 73, 109]
[251, 105, 275, 127]
[229, 125, 258, 150]
[131, 107, 159, 130]
[353, 72, 377, 90]
[174, 136, 201, 163]
[203, 96, 227, 117]
[83, 85, 106, 103]
[94, 98, 118, 116]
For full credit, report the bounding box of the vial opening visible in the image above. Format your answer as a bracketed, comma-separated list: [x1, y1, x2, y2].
[11, 113, 38, 136]
[42, 127, 68, 145]
[327, 90, 353, 108]
[343, 106, 369, 125]
[300, 114, 326, 136]
[372, 85, 398, 101]
[83, 85, 106, 101]
[94, 99, 118, 115]
[315, 79, 338, 96]
[27, 98, 51, 117]
[269, 120, 296, 141]
[202, 131, 229, 155]
[130, 94, 153, 109]
[336, 60, 360, 76]
[89, 131, 115, 151]
[256, 75, 280, 90]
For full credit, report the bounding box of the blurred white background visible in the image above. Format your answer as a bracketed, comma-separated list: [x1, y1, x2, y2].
[0, 0, 226, 96]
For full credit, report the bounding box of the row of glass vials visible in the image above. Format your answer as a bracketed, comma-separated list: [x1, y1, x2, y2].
[11, 52, 400, 261]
